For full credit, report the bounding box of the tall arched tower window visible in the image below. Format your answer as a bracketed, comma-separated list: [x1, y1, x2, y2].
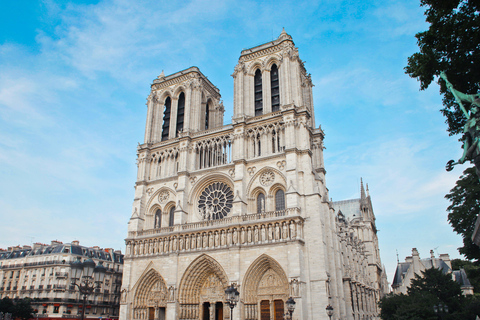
[257, 193, 265, 213]
[271, 64, 280, 112]
[275, 189, 285, 211]
[254, 69, 263, 116]
[161, 97, 171, 141]
[169, 206, 175, 226]
[205, 100, 210, 130]
[154, 209, 162, 229]
[176, 92, 185, 136]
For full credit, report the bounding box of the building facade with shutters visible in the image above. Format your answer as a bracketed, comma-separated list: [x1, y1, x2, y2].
[120, 30, 388, 320]
[0, 240, 123, 320]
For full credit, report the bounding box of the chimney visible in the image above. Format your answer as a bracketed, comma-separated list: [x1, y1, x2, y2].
[439, 253, 451, 270]
[72, 240, 80, 246]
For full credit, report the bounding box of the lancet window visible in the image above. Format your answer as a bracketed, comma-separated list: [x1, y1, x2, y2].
[257, 193, 265, 213]
[154, 209, 162, 229]
[169, 206, 175, 227]
[275, 190, 285, 211]
[176, 92, 185, 136]
[271, 64, 280, 112]
[193, 134, 232, 170]
[161, 97, 171, 141]
[254, 69, 263, 116]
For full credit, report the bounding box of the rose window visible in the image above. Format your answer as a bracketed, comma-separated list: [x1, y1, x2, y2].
[198, 182, 234, 220]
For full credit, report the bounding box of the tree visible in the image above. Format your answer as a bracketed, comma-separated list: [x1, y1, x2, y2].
[445, 167, 480, 261]
[0, 297, 34, 320]
[379, 267, 480, 319]
[405, 0, 480, 136]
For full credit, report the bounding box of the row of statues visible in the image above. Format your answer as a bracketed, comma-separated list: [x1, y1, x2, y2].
[127, 220, 301, 256]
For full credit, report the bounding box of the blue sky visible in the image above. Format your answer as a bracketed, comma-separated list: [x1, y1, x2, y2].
[0, 0, 468, 284]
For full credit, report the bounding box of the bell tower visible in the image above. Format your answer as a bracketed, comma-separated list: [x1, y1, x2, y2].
[144, 67, 223, 144]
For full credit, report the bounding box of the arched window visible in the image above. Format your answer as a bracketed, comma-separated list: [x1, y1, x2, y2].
[254, 69, 263, 116]
[169, 206, 175, 226]
[176, 92, 185, 136]
[271, 64, 280, 112]
[205, 101, 210, 130]
[161, 97, 171, 141]
[257, 193, 265, 213]
[154, 209, 161, 229]
[275, 189, 285, 211]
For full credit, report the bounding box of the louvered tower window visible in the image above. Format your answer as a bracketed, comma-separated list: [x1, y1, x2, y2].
[205, 101, 210, 130]
[271, 64, 280, 112]
[254, 69, 263, 116]
[176, 92, 185, 136]
[169, 206, 175, 226]
[161, 97, 171, 141]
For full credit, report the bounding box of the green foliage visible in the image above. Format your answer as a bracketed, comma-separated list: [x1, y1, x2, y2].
[379, 267, 480, 319]
[452, 258, 480, 293]
[0, 297, 34, 320]
[446, 167, 480, 261]
[405, 0, 480, 135]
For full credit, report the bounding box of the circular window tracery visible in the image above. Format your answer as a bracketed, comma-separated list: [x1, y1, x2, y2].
[198, 182, 234, 220]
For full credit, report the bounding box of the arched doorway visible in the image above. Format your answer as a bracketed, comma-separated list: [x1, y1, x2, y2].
[132, 269, 168, 320]
[178, 254, 229, 320]
[243, 254, 289, 320]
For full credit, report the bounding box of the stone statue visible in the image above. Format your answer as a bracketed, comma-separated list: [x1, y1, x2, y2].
[282, 223, 288, 239]
[254, 227, 259, 242]
[442, 72, 480, 178]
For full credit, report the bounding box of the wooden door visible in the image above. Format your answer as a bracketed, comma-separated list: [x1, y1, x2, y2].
[148, 307, 155, 320]
[260, 300, 270, 320]
[273, 300, 284, 320]
[215, 302, 223, 320]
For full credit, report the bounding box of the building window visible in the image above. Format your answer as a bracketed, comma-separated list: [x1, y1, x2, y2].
[169, 207, 175, 227]
[161, 97, 171, 141]
[176, 92, 185, 136]
[275, 190, 285, 211]
[257, 193, 265, 213]
[271, 64, 280, 112]
[53, 306, 59, 314]
[198, 182, 234, 220]
[205, 101, 210, 130]
[254, 69, 263, 116]
[154, 209, 161, 229]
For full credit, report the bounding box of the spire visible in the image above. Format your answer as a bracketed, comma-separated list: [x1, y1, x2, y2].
[366, 183, 370, 197]
[158, 70, 165, 79]
[360, 178, 366, 200]
[278, 28, 292, 41]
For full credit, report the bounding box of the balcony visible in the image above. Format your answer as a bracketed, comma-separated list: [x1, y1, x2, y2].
[55, 272, 69, 278]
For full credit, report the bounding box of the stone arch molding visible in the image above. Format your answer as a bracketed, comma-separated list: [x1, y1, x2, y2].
[133, 266, 168, 308]
[243, 254, 289, 304]
[178, 254, 229, 304]
[146, 187, 176, 214]
[247, 166, 286, 198]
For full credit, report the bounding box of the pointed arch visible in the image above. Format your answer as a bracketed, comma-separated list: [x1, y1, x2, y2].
[133, 268, 168, 308]
[178, 254, 229, 304]
[243, 254, 289, 304]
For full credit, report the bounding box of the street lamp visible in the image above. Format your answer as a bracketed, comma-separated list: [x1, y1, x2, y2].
[70, 258, 106, 320]
[284, 297, 296, 320]
[433, 303, 448, 319]
[224, 284, 239, 320]
[325, 304, 334, 320]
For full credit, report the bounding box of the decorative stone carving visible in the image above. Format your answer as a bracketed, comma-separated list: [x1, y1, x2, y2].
[158, 190, 169, 204]
[260, 170, 275, 186]
[198, 182, 234, 220]
[247, 166, 256, 176]
[146, 188, 154, 196]
[277, 160, 286, 170]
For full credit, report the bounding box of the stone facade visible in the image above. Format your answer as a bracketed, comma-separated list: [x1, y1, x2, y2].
[120, 30, 388, 320]
[0, 240, 123, 320]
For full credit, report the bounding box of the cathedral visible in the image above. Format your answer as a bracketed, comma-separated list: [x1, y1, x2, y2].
[119, 30, 388, 320]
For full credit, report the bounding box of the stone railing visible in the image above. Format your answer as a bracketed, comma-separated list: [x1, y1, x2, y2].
[129, 208, 300, 238]
[125, 212, 303, 257]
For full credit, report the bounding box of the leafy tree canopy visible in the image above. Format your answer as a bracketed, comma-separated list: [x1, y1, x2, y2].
[0, 297, 34, 320]
[446, 167, 480, 261]
[379, 267, 480, 319]
[405, 0, 480, 135]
